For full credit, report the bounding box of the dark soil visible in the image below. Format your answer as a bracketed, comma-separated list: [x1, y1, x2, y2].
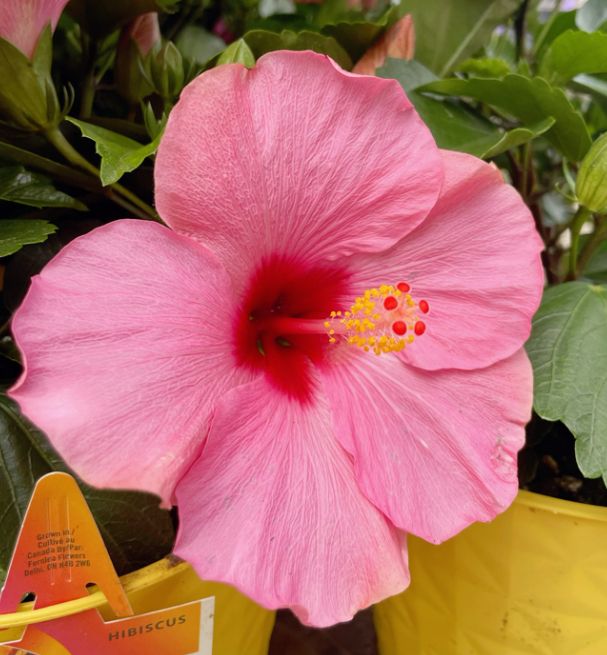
[269, 608, 377, 655]
[519, 415, 607, 506]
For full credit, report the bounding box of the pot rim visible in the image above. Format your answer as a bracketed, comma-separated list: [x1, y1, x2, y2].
[517, 488, 607, 521]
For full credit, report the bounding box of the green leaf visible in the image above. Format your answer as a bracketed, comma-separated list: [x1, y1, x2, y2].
[571, 73, 607, 123]
[0, 396, 175, 583]
[0, 220, 56, 257]
[66, 117, 161, 186]
[243, 29, 352, 70]
[379, 58, 436, 89]
[378, 60, 555, 158]
[526, 283, 607, 484]
[540, 30, 607, 84]
[31, 25, 53, 77]
[0, 36, 57, 130]
[576, 0, 607, 32]
[456, 57, 511, 78]
[533, 10, 576, 59]
[584, 240, 607, 283]
[480, 118, 556, 158]
[378, 59, 497, 156]
[217, 39, 256, 67]
[0, 165, 86, 210]
[422, 74, 592, 161]
[321, 1, 406, 62]
[259, 0, 296, 18]
[0, 140, 100, 192]
[175, 25, 225, 66]
[400, 0, 520, 76]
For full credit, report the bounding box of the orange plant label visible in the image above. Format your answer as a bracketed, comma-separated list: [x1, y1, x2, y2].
[0, 472, 214, 655]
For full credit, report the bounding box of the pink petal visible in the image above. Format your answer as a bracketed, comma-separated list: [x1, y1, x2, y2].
[344, 149, 544, 370]
[0, 0, 69, 58]
[10, 220, 249, 504]
[155, 50, 442, 279]
[321, 348, 532, 543]
[174, 377, 409, 627]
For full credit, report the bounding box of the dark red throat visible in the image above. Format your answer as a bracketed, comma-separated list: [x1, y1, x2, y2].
[234, 255, 349, 403]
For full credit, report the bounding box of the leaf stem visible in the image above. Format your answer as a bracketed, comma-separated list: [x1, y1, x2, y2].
[567, 206, 592, 280]
[44, 126, 161, 222]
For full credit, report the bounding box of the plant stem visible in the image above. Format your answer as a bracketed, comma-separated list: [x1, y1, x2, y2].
[567, 206, 592, 280]
[44, 126, 161, 221]
[514, 0, 530, 61]
[510, 145, 558, 283]
[79, 37, 97, 118]
[105, 189, 152, 218]
[45, 125, 98, 175]
[577, 215, 607, 276]
[80, 67, 96, 119]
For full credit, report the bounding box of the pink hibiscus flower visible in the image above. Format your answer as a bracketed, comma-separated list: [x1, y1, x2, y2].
[9, 51, 543, 627]
[0, 0, 69, 59]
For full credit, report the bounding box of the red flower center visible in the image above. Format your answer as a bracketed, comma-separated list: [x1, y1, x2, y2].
[234, 256, 430, 403]
[234, 256, 350, 403]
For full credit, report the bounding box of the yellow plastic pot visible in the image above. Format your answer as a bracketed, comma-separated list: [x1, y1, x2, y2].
[0, 558, 275, 654]
[374, 490, 607, 655]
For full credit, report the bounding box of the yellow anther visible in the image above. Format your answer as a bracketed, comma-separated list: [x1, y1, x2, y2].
[326, 279, 426, 356]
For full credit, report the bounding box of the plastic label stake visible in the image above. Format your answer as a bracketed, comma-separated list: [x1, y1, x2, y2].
[0, 472, 213, 655]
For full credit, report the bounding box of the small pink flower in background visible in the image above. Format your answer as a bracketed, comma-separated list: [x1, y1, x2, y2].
[115, 12, 160, 105]
[353, 14, 415, 75]
[212, 18, 234, 44]
[125, 12, 161, 56]
[0, 0, 69, 59]
[10, 51, 543, 626]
